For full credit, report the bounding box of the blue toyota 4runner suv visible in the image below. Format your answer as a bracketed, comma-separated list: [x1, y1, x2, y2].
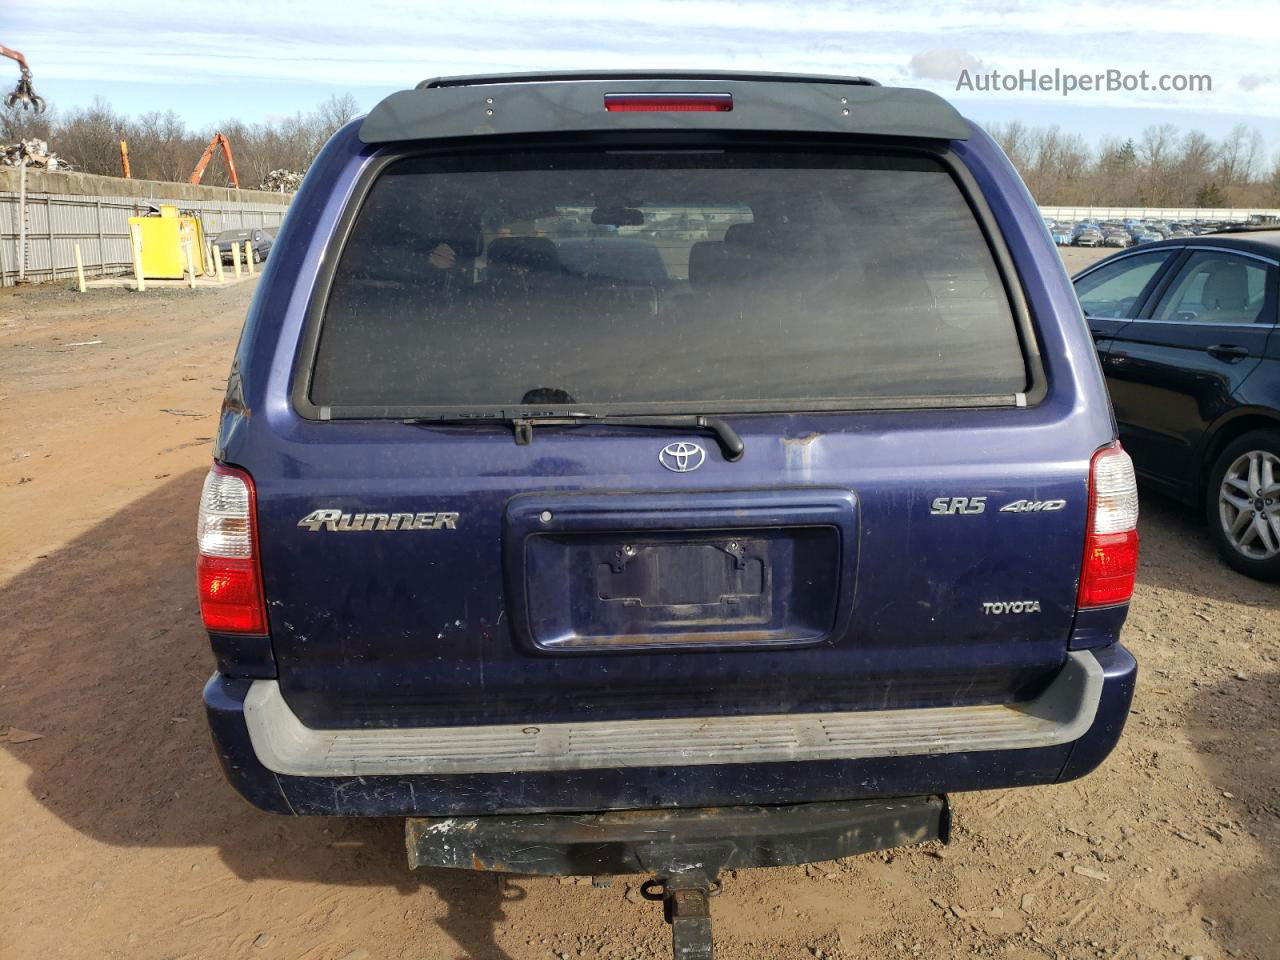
[198, 72, 1138, 955]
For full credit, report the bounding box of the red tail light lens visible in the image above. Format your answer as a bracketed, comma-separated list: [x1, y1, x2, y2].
[604, 93, 733, 112]
[196, 463, 267, 633]
[1079, 531, 1140, 607]
[1077, 443, 1140, 608]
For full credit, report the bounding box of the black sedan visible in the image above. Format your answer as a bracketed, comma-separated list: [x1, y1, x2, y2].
[212, 228, 273, 265]
[1074, 230, 1280, 580]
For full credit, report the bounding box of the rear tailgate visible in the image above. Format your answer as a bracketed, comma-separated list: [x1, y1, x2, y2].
[242, 125, 1095, 731]
[256, 418, 1086, 729]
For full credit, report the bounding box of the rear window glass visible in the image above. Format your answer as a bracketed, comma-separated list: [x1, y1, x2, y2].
[309, 150, 1026, 412]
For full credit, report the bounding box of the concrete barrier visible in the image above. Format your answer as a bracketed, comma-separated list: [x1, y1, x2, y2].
[0, 167, 291, 205]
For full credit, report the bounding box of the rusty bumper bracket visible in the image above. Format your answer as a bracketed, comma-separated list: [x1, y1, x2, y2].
[406, 795, 949, 959]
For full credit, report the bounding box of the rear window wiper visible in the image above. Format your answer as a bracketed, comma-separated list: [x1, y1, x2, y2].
[406, 413, 744, 461]
[512, 414, 744, 461]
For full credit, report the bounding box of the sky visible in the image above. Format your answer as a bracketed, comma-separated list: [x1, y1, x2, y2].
[4, 0, 1278, 151]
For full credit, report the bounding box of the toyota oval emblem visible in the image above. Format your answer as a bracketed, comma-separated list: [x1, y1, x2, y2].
[659, 441, 706, 473]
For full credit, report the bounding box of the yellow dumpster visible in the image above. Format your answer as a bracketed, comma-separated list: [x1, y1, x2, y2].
[128, 204, 207, 279]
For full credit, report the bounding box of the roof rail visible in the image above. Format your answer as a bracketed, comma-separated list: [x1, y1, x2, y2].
[417, 70, 880, 90]
[1205, 223, 1280, 235]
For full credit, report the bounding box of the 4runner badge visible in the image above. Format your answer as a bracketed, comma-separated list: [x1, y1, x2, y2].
[297, 509, 459, 532]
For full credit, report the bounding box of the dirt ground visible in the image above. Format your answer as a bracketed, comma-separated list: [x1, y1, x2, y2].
[1, 253, 1277, 960]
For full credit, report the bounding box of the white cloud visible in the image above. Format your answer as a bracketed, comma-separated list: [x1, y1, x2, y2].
[909, 49, 987, 82]
[1238, 73, 1280, 91]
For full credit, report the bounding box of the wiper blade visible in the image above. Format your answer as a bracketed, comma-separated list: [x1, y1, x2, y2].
[404, 412, 745, 461]
[513, 414, 745, 462]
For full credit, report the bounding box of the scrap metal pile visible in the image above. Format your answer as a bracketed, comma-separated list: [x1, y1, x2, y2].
[2, 138, 67, 169]
[260, 168, 303, 192]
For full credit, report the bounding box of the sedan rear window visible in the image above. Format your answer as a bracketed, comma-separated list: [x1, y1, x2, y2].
[309, 149, 1026, 413]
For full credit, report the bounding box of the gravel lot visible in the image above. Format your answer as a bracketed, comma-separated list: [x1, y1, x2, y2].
[1, 250, 1277, 960]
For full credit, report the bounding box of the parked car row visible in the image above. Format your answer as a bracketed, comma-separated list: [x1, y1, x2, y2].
[1045, 217, 1257, 249]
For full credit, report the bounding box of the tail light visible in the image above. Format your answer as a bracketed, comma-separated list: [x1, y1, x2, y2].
[1077, 442, 1140, 608]
[604, 93, 733, 112]
[196, 463, 267, 633]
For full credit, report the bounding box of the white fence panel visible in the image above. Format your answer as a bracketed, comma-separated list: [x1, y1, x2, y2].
[1039, 205, 1280, 224]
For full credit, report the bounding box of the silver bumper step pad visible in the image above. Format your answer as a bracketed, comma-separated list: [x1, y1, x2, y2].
[243, 651, 1103, 777]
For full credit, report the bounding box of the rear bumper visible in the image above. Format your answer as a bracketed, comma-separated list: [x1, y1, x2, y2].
[204, 644, 1136, 817]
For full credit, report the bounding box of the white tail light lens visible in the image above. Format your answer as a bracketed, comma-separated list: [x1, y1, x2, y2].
[197, 463, 267, 633]
[198, 469, 254, 557]
[1090, 446, 1139, 534]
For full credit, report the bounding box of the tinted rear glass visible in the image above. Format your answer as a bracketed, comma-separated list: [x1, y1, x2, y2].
[310, 150, 1025, 412]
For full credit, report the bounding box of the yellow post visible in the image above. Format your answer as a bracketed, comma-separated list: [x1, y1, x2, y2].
[244, 240, 255, 276]
[183, 241, 196, 289]
[73, 243, 87, 293]
[130, 224, 146, 292]
[231, 239, 242, 279]
[213, 244, 225, 283]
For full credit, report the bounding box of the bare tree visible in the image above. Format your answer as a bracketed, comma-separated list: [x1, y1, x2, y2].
[55, 98, 127, 175]
[1171, 130, 1218, 203]
[988, 121, 1032, 171]
[313, 93, 360, 143]
[0, 101, 55, 142]
[133, 110, 195, 183]
[1138, 124, 1179, 170]
[1024, 126, 1091, 204]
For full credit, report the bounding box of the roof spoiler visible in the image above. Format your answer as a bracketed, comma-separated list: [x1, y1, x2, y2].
[416, 70, 882, 90]
[359, 73, 969, 145]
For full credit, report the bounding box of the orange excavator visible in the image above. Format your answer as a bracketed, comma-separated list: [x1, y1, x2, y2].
[1, 42, 46, 112]
[190, 133, 240, 189]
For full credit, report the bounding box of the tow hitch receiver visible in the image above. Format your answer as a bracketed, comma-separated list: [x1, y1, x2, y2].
[406, 796, 949, 959]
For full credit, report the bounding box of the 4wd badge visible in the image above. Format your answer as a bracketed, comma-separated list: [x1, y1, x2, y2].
[999, 499, 1067, 513]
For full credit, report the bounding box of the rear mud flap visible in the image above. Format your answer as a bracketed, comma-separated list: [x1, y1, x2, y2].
[406, 795, 949, 959]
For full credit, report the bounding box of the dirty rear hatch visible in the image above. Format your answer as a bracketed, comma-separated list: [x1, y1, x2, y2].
[242, 89, 1091, 731]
